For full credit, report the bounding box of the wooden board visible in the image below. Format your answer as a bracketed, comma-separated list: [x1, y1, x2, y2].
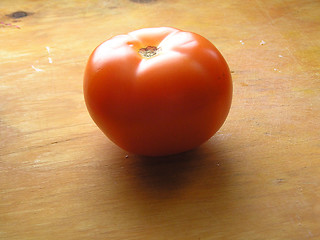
[1, 0, 319, 239]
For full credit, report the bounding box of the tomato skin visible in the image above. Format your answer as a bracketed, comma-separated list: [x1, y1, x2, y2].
[84, 27, 232, 156]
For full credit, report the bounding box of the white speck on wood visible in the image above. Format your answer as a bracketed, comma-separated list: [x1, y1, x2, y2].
[260, 40, 266, 45]
[46, 46, 50, 54]
[239, 40, 244, 45]
[31, 65, 44, 72]
[48, 57, 53, 63]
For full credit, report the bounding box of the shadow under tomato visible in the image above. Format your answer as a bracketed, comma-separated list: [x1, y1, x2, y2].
[127, 151, 199, 197]
[93, 138, 235, 238]
[121, 141, 232, 200]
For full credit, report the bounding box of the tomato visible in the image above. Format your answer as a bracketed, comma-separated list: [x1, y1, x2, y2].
[84, 27, 232, 157]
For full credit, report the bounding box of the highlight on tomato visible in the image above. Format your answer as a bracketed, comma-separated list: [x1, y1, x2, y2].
[84, 27, 232, 157]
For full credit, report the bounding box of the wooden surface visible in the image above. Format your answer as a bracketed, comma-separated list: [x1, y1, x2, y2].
[1, 0, 319, 239]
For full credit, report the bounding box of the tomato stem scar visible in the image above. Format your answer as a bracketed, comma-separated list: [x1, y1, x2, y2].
[138, 46, 160, 58]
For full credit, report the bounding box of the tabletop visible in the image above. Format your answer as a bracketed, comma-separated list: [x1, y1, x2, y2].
[1, 0, 319, 239]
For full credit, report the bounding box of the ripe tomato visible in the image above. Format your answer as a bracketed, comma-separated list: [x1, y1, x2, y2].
[84, 27, 232, 156]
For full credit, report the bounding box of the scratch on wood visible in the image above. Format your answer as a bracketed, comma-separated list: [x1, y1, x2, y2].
[0, 135, 88, 158]
[274, 178, 285, 184]
[49, 136, 86, 145]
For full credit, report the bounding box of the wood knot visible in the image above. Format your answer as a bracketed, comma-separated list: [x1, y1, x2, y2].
[8, 11, 28, 19]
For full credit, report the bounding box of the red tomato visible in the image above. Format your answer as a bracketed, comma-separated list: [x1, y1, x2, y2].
[84, 27, 232, 156]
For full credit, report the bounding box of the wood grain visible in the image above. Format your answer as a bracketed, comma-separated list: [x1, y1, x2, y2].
[1, 0, 319, 239]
